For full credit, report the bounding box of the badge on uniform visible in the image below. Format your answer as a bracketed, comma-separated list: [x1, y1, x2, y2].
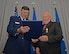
[46, 28, 48, 33]
[15, 21, 20, 24]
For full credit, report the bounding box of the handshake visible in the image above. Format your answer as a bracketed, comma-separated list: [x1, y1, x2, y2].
[17, 26, 30, 34]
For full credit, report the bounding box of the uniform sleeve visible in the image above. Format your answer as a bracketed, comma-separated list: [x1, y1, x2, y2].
[7, 16, 19, 37]
[48, 23, 63, 43]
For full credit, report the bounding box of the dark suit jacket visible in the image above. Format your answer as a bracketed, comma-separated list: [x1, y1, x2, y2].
[38, 21, 62, 54]
[3, 16, 30, 54]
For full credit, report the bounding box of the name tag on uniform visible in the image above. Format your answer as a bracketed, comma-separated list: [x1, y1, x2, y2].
[46, 28, 48, 33]
[15, 22, 20, 24]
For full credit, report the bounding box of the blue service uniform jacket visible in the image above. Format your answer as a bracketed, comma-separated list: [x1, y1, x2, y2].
[3, 16, 30, 54]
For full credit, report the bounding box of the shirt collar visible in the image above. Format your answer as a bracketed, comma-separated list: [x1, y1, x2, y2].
[43, 21, 51, 26]
[20, 16, 23, 21]
[20, 16, 28, 21]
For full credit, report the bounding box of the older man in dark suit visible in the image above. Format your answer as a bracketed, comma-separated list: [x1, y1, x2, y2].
[32, 12, 62, 54]
[3, 6, 31, 54]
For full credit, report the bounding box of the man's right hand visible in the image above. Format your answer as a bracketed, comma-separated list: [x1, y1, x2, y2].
[17, 26, 30, 34]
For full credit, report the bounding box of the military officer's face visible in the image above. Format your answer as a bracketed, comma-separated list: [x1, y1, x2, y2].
[43, 12, 51, 24]
[21, 9, 29, 19]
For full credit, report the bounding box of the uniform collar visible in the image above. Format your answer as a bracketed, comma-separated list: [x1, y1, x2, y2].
[20, 16, 28, 21]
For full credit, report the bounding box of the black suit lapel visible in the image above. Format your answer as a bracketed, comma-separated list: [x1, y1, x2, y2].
[46, 21, 52, 28]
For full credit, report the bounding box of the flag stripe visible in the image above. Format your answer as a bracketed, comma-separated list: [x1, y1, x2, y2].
[15, 5, 18, 16]
[32, 7, 36, 20]
[55, 7, 67, 54]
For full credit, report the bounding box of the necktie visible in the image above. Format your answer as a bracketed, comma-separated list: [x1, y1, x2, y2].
[43, 24, 46, 30]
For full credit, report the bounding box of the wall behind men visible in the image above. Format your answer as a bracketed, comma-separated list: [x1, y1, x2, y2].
[0, 0, 69, 54]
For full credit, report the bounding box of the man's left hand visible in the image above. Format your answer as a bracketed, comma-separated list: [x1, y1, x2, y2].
[39, 35, 48, 42]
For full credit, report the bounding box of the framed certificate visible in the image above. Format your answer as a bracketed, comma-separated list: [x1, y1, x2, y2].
[22, 21, 42, 39]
